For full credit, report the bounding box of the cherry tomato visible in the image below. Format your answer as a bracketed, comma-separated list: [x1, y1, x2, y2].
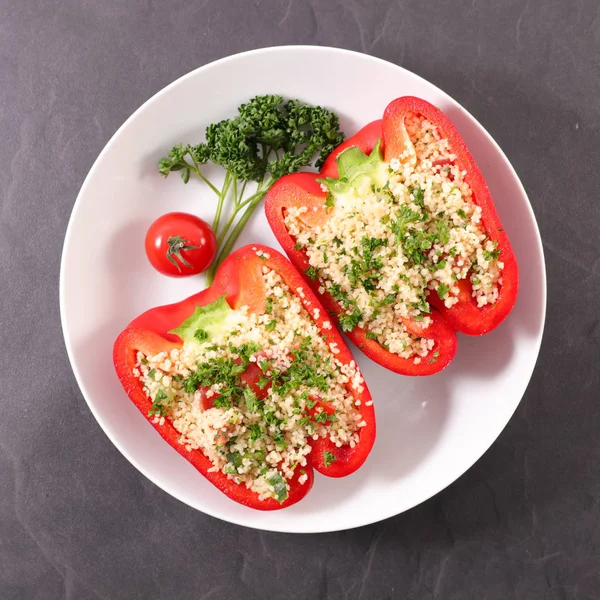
[145, 212, 216, 277]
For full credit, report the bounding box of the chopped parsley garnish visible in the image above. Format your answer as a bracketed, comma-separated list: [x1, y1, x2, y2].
[268, 337, 330, 397]
[305, 266, 318, 281]
[305, 397, 318, 410]
[366, 331, 378, 341]
[148, 389, 169, 417]
[226, 451, 243, 470]
[412, 293, 431, 314]
[437, 283, 449, 299]
[243, 387, 262, 413]
[409, 185, 426, 209]
[265, 297, 274, 314]
[428, 351, 440, 365]
[457, 208, 467, 219]
[313, 410, 337, 424]
[248, 423, 263, 443]
[265, 319, 277, 332]
[483, 243, 501, 261]
[294, 242, 303, 251]
[382, 293, 396, 305]
[323, 451, 337, 468]
[338, 308, 363, 332]
[273, 430, 287, 449]
[267, 471, 288, 503]
[182, 345, 258, 407]
[324, 194, 335, 209]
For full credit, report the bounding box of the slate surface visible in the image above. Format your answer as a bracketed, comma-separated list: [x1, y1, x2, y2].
[1, 1, 599, 598]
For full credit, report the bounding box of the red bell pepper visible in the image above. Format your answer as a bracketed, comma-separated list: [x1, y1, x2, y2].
[113, 244, 375, 510]
[383, 97, 518, 335]
[265, 96, 518, 374]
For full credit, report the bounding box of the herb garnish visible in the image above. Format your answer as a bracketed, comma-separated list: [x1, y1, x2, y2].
[323, 451, 337, 468]
[158, 96, 344, 284]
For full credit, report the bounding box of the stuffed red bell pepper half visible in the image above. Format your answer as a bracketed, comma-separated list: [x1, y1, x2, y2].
[113, 245, 375, 510]
[265, 96, 518, 376]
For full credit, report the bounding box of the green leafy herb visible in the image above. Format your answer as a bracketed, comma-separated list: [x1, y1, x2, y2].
[338, 308, 363, 332]
[305, 397, 318, 410]
[409, 185, 426, 209]
[305, 266, 318, 281]
[437, 283, 449, 299]
[148, 389, 169, 417]
[243, 387, 262, 413]
[158, 96, 345, 284]
[248, 423, 263, 443]
[366, 331, 378, 341]
[267, 471, 288, 503]
[265, 297, 274, 314]
[382, 293, 396, 305]
[273, 430, 287, 449]
[428, 351, 440, 365]
[323, 451, 337, 468]
[483, 244, 501, 261]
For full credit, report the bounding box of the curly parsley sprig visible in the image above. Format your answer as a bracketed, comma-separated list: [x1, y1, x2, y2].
[158, 95, 345, 284]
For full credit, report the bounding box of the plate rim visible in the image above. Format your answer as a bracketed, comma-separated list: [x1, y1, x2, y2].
[60, 45, 547, 533]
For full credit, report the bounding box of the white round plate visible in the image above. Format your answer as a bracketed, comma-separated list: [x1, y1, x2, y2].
[60, 46, 546, 533]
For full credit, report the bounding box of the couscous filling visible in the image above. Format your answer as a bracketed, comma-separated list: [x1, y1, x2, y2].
[133, 265, 365, 503]
[284, 112, 504, 361]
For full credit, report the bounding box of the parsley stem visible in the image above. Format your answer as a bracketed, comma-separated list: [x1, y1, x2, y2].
[212, 172, 232, 233]
[238, 179, 247, 207]
[213, 179, 273, 271]
[232, 177, 238, 209]
[191, 165, 220, 196]
[205, 180, 269, 284]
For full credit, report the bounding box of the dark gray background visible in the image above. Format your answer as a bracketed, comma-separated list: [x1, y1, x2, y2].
[1, 0, 598, 598]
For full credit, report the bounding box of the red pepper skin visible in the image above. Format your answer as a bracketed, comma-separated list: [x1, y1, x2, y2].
[383, 97, 518, 335]
[113, 245, 375, 510]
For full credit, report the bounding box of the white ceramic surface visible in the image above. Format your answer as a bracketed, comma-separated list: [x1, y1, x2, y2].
[60, 46, 546, 533]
